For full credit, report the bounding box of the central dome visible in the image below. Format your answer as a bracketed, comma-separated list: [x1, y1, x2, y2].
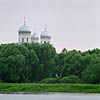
[19, 24, 31, 34]
[18, 18, 31, 34]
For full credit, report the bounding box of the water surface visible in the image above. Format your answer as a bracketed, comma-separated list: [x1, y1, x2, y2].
[0, 93, 100, 100]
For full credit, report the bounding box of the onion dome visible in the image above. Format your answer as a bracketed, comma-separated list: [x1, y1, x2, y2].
[40, 25, 51, 38]
[18, 18, 31, 34]
[31, 31, 39, 40]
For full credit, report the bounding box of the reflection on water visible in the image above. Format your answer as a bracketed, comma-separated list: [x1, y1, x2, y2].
[0, 93, 100, 100]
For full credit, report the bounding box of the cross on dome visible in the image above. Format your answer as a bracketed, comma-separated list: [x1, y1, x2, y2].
[34, 28, 36, 34]
[24, 17, 26, 26]
[45, 24, 47, 31]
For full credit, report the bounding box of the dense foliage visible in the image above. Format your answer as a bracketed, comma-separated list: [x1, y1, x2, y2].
[0, 43, 100, 84]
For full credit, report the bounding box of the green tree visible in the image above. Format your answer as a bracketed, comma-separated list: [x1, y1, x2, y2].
[27, 50, 39, 82]
[82, 57, 100, 84]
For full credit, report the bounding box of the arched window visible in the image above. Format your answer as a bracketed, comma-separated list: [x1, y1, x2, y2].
[44, 41, 46, 43]
[27, 38, 28, 42]
[22, 38, 24, 43]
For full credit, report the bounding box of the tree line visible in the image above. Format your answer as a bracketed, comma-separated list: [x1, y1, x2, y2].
[0, 43, 100, 84]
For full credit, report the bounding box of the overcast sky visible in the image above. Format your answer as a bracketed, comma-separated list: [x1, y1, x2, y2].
[0, 0, 100, 52]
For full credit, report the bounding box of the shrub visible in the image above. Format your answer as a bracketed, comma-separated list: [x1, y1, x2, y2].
[40, 78, 60, 83]
[61, 75, 81, 83]
[40, 76, 82, 84]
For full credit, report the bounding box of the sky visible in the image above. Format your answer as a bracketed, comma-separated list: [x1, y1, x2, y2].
[0, 0, 100, 52]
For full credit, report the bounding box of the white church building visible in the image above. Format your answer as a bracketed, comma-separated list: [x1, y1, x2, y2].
[18, 19, 51, 44]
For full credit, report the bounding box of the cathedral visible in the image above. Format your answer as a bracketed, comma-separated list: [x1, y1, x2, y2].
[18, 19, 51, 44]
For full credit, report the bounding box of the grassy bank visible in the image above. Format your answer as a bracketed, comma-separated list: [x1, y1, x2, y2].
[0, 83, 100, 93]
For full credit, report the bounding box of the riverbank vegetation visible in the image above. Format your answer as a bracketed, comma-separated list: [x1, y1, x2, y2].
[0, 43, 100, 84]
[0, 83, 100, 93]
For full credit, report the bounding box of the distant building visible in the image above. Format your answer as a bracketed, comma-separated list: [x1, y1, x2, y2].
[18, 18, 51, 44]
[40, 26, 51, 44]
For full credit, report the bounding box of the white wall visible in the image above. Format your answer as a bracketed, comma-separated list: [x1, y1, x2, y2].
[19, 33, 31, 43]
[41, 37, 51, 44]
[19, 34, 51, 44]
[31, 38, 39, 43]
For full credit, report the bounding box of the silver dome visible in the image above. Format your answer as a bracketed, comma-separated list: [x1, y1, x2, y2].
[19, 18, 31, 34]
[19, 24, 31, 33]
[31, 32, 39, 39]
[40, 26, 51, 38]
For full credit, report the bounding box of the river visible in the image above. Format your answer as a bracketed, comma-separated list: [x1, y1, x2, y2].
[0, 93, 100, 100]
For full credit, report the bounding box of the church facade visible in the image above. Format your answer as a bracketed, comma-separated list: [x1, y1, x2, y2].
[18, 19, 51, 44]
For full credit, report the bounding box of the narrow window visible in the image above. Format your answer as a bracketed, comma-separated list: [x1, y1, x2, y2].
[27, 38, 28, 42]
[22, 38, 24, 43]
